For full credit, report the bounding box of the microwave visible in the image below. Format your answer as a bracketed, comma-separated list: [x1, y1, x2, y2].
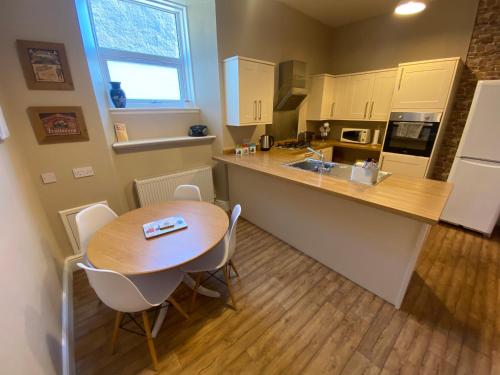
[340, 128, 371, 144]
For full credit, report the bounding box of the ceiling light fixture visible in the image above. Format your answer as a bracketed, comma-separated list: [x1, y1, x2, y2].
[394, 1, 426, 15]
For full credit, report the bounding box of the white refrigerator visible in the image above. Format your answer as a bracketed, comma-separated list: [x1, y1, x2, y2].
[441, 80, 500, 236]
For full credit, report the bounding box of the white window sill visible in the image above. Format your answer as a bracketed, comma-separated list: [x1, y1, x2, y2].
[109, 107, 200, 115]
[112, 135, 216, 152]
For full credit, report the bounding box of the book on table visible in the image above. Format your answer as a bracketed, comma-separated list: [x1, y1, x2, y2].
[143, 216, 187, 239]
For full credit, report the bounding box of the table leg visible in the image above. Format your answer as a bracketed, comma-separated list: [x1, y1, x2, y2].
[151, 304, 168, 338]
[183, 273, 221, 298]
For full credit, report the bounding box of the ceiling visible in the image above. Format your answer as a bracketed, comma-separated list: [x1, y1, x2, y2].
[275, 0, 401, 28]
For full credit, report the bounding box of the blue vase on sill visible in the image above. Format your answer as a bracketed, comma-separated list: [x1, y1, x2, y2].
[110, 81, 126, 108]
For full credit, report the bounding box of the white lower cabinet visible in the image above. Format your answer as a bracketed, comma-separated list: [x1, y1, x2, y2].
[380, 152, 429, 178]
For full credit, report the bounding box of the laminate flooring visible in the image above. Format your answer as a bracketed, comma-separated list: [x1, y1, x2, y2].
[73, 219, 500, 374]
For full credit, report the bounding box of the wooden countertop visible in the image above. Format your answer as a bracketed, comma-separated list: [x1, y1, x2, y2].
[214, 149, 452, 224]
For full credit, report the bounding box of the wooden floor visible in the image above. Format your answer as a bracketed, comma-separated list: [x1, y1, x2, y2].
[74, 219, 500, 374]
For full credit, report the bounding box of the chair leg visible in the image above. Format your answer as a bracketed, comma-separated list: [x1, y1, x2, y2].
[111, 311, 123, 354]
[222, 266, 237, 310]
[168, 296, 189, 320]
[190, 273, 202, 313]
[229, 260, 240, 278]
[142, 311, 159, 371]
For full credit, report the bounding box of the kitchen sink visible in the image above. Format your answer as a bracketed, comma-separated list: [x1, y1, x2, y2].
[285, 158, 391, 185]
[287, 159, 335, 172]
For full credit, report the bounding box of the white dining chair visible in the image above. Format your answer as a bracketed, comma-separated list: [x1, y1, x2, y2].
[181, 204, 241, 311]
[173, 184, 202, 201]
[76, 204, 117, 257]
[77, 263, 188, 371]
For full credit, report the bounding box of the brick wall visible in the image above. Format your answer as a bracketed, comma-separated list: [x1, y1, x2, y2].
[432, 0, 500, 180]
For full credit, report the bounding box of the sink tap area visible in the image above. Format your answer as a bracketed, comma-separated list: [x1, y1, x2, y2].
[285, 158, 392, 185]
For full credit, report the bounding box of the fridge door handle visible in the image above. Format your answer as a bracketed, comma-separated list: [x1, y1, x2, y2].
[460, 157, 500, 167]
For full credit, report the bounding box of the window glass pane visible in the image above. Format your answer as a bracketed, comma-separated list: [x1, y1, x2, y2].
[107, 61, 181, 100]
[90, 0, 179, 58]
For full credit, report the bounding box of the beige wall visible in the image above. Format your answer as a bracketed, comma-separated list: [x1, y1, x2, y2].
[0, 0, 129, 255]
[0, 100, 63, 372]
[215, 0, 334, 149]
[0, 0, 221, 253]
[330, 0, 479, 74]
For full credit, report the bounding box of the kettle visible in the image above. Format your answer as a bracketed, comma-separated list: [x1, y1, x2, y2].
[259, 134, 274, 151]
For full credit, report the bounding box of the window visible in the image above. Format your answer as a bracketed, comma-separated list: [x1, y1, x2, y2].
[87, 0, 194, 108]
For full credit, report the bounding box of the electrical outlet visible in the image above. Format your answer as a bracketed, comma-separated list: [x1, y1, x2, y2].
[72, 166, 94, 179]
[41, 172, 57, 184]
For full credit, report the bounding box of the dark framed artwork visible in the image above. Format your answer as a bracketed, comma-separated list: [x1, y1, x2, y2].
[17, 40, 74, 90]
[27, 106, 89, 144]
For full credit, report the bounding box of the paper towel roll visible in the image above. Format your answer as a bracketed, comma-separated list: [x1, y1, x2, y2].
[0, 106, 10, 141]
[371, 129, 380, 145]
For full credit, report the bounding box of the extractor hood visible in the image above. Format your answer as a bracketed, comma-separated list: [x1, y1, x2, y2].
[275, 60, 307, 111]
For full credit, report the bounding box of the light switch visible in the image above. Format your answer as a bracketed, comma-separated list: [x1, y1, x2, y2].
[41, 172, 57, 184]
[73, 166, 95, 179]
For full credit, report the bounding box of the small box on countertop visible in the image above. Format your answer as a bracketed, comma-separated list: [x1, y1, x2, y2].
[351, 165, 379, 185]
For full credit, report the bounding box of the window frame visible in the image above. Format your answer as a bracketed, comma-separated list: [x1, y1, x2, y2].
[86, 0, 195, 108]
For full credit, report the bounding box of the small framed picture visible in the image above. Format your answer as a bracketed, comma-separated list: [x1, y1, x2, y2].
[27, 106, 89, 144]
[17, 40, 74, 90]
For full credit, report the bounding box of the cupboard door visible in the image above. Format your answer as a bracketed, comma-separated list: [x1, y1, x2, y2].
[332, 76, 351, 120]
[346, 74, 374, 120]
[256, 63, 275, 124]
[369, 70, 397, 121]
[392, 60, 456, 110]
[307, 75, 334, 120]
[380, 152, 429, 177]
[238, 59, 260, 124]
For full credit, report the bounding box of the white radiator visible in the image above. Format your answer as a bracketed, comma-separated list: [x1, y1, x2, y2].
[134, 166, 215, 207]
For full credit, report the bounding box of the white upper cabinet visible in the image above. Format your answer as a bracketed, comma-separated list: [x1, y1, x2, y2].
[331, 75, 352, 120]
[224, 56, 275, 126]
[307, 75, 335, 120]
[392, 59, 459, 110]
[370, 70, 397, 120]
[307, 69, 396, 122]
[346, 73, 375, 120]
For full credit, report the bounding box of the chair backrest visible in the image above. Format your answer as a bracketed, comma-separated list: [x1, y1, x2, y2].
[223, 204, 242, 264]
[174, 184, 202, 201]
[77, 263, 152, 313]
[76, 204, 117, 255]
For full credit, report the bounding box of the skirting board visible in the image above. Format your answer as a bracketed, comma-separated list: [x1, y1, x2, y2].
[62, 254, 83, 375]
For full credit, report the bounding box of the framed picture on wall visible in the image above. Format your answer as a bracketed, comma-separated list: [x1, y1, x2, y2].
[27, 106, 89, 144]
[16, 40, 74, 90]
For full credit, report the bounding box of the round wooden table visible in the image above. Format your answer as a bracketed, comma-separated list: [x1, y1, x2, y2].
[87, 201, 229, 275]
[87, 201, 229, 337]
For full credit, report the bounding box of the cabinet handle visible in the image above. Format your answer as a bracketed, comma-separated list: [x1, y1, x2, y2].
[369, 101, 374, 119]
[398, 69, 403, 91]
[363, 102, 368, 119]
[259, 100, 262, 120]
[330, 102, 335, 118]
[254, 100, 257, 120]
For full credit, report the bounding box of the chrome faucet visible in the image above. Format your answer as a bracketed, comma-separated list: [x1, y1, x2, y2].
[307, 147, 330, 173]
[307, 147, 324, 163]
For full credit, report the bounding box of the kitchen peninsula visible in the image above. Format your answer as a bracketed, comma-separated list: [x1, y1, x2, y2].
[214, 149, 452, 308]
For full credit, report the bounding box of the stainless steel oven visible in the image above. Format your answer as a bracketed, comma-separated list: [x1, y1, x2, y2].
[383, 112, 442, 157]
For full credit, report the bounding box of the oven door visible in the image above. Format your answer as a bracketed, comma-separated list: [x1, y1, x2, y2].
[383, 121, 439, 157]
[341, 130, 361, 143]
